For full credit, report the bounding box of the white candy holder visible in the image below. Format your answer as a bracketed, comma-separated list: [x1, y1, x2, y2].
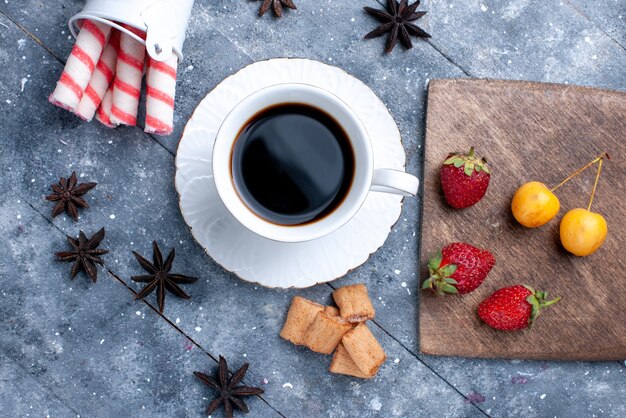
[69, 0, 194, 62]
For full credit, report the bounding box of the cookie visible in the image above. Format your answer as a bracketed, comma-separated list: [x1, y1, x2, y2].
[341, 323, 386, 376]
[280, 296, 324, 346]
[332, 283, 375, 323]
[303, 311, 353, 354]
[324, 305, 340, 317]
[329, 343, 372, 379]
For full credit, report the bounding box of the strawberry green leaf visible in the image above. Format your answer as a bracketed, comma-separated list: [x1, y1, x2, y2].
[441, 284, 458, 294]
[525, 290, 561, 325]
[527, 295, 541, 324]
[443, 147, 491, 176]
[527, 295, 539, 307]
[530, 305, 540, 324]
[439, 264, 457, 277]
[428, 251, 443, 271]
[540, 296, 562, 308]
[422, 279, 432, 290]
[443, 277, 458, 285]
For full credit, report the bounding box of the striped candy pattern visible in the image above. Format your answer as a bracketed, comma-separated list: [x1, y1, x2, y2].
[110, 32, 146, 126]
[49, 21, 111, 112]
[145, 55, 178, 135]
[49, 19, 179, 136]
[95, 85, 115, 128]
[75, 31, 119, 121]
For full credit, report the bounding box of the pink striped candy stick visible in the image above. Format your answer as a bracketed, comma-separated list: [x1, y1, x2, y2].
[49, 20, 111, 112]
[75, 31, 119, 121]
[145, 55, 178, 135]
[95, 83, 116, 128]
[110, 30, 145, 126]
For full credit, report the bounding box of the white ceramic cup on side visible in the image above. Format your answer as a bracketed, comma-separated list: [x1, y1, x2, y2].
[212, 83, 418, 243]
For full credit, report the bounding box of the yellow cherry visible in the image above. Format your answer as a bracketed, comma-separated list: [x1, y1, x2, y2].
[511, 181, 560, 228]
[558, 156, 609, 256]
[559, 208, 607, 256]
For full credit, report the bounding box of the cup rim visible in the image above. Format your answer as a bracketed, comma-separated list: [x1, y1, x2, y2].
[212, 83, 374, 243]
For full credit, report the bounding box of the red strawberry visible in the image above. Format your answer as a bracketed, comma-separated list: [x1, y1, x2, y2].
[478, 285, 561, 331]
[422, 242, 495, 295]
[440, 147, 491, 209]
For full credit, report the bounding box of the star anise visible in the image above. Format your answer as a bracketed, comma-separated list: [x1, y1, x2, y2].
[257, 0, 296, 17]
[45, 171, 97, 221]
[364, 0, 431, 53]
[55, 227, 108, 283]
[194, 356, 265, 418]
[131, 241, 198, 313]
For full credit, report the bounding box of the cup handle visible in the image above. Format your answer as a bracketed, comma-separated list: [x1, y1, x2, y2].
[370, 168, 419, 196]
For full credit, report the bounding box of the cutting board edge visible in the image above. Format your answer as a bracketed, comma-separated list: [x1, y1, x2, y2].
[418, 343, 626, 362]
[427, 77, 626, 99]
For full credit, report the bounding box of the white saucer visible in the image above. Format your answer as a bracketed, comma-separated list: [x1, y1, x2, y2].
[175, 58, 407, 288]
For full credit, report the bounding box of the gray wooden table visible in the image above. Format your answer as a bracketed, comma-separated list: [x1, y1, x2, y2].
[1, 1, 624, 417]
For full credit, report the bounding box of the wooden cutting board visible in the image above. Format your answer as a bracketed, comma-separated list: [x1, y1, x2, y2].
[419, 79, 626, 361]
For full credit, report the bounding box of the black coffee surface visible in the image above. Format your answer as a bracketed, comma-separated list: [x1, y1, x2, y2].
[231, 103, 354, 225]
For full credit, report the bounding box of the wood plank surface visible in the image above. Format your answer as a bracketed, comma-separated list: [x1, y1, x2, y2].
[419, 79, 626, 361]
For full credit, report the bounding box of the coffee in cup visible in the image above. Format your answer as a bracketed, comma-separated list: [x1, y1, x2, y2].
[231, 103, 355, 226]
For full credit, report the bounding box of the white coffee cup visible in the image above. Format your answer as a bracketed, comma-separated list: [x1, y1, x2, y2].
[212, 83, 419, 243]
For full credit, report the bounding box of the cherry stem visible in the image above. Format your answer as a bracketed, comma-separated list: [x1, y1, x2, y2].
[550, 153, 608, 192]
[588, 158, 603, 211]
